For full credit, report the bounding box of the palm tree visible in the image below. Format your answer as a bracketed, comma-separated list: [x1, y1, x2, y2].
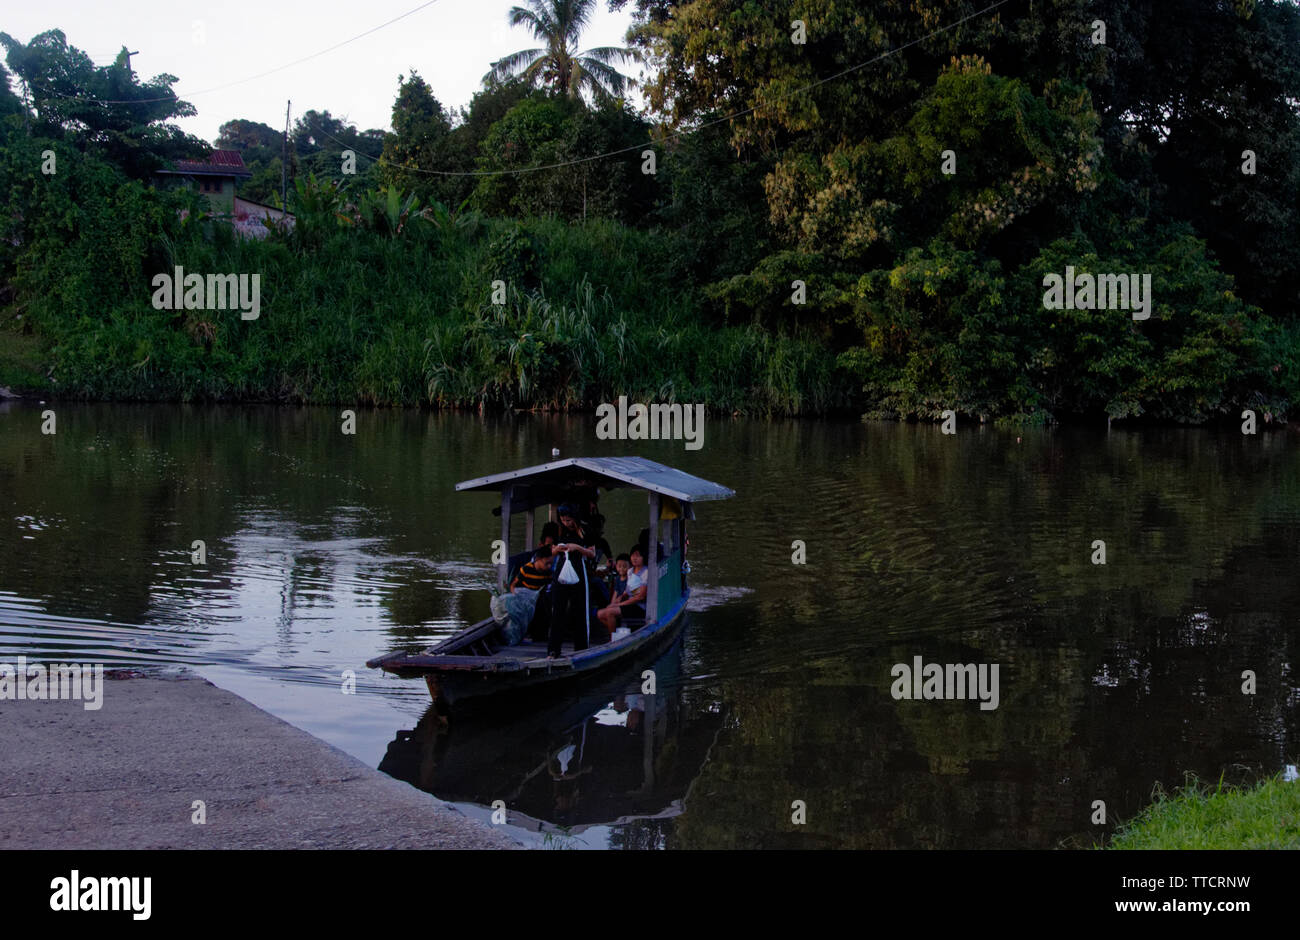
[485, 0, 635, 103]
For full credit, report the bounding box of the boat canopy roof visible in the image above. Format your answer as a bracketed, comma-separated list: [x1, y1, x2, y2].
[456, 456, 734, 505]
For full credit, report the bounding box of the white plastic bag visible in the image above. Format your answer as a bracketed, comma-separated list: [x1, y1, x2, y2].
[557, 553, 580, 585]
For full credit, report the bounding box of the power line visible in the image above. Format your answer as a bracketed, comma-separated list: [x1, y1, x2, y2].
[305, 0, 1017, 180]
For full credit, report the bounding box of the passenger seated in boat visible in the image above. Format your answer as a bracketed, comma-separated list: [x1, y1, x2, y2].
[596, 546, 647, 634]
[596, 553, 627, 613]
[609, 553, 630, 597]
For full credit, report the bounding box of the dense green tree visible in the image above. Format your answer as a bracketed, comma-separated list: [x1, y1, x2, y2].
[381, 77, 540, 209]
[472, 94, 654, 222]
[0, 61, 22, 119]
[1109, 0, 1300, 313]
[291, 108, 384, 179]
[621, 0, 1300, 423]
[379, 72, 454, 205]
[0, 29, 206, 178]
[649, 116, 773, 284]
[432, 79, 536, 207]
[215, 118, 280, 157]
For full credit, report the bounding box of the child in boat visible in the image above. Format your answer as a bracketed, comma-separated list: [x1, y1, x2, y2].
[521, 546, 558, 641]
[610, 553, 631, 597]
[493, 547, 554, 646]
[596, 546, 647, 634]
[511, 545, 554, 592]
[506, 522, 562, 585]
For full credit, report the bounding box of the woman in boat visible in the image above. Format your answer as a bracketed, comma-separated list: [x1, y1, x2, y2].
[568, 487, 612, 596]
[596, 545, 647, 635]
[547, 504, 603, 658]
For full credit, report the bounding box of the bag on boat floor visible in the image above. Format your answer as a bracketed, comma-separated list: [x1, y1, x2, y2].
[493, 587, 540, 646]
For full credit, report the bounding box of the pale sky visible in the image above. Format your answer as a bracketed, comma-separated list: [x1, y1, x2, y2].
[3, 0, 641, 144]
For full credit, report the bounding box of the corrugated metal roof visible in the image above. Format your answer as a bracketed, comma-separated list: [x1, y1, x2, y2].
[207, 150, 248, 168]
[456, 456, 734, 502]
[159, 150, 252, 177]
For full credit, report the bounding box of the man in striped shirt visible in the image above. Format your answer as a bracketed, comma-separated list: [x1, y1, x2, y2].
[512, 546, 555, 592]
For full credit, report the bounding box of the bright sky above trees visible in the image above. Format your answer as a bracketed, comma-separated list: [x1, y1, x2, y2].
[2, 0, 637, 144]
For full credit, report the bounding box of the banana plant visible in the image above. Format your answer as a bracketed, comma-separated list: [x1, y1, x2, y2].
[342, 185, 423, 237]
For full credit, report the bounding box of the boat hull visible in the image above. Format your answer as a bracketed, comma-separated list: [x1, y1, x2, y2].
[367, 590, 692, 710]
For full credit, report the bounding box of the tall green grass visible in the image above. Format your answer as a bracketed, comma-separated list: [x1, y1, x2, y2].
[0, 331, 50, 392]
[30, 202, 853, 414]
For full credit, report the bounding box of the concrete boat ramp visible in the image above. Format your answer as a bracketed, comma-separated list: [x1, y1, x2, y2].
[0, 674, 519, 849]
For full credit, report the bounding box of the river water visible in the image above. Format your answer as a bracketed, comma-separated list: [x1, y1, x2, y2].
[1, 401, 1297, 848]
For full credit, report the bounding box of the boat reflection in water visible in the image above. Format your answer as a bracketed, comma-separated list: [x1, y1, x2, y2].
[377, 634, 725, 847]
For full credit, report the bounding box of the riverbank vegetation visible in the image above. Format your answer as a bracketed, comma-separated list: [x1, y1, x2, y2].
[1108, 772, 1300, 849]
[3, 0, 1300, 423]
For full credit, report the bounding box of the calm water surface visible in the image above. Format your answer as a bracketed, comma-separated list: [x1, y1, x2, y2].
[1, 402, 1297, 848]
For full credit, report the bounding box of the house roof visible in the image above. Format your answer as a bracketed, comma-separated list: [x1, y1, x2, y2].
[158, 150, 252, 178]
[455, 456, 735, 505]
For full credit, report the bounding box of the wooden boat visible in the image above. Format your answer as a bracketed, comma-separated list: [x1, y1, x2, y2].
[366, 456, 733, 707]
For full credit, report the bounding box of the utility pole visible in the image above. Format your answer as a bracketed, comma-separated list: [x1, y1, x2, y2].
[282, 100, 291, 211]
[124, 50, 139, 78]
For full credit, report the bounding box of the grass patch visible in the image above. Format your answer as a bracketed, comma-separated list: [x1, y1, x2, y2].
[1108, 772, 1300, 849]
[0, 327, 51, 392]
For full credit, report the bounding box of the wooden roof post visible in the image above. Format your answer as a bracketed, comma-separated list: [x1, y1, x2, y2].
[499, 487, 512, 593]
[646, 492, 660, 623]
